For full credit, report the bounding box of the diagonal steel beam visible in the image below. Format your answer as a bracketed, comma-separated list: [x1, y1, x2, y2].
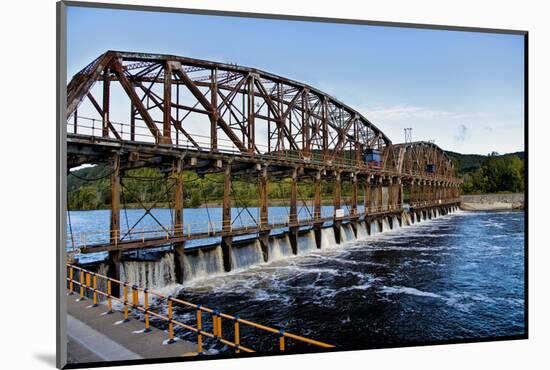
[254, 78, 299, 151]
[133, 81, 200, 149]
[67, 51, 116, 120]
[112, 59, 162, 142]
[85, 92, 122, 141]
[172, 66, 247, 152]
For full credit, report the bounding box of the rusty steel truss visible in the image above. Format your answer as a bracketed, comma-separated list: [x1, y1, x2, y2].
[66, 51, 463, 290]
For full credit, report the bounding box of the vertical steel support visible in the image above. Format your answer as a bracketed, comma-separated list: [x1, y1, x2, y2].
[314, 172, 322, 221]
[102, 67, 110, 137]
[350, 174, 358, 237]
[354, 118, 361, 165]
[289, 168, 298, 225]
[211, 68, 218, 151]
[397, 178, 403, 209]
[388, 178, 394, 211]
[322, 98, 328, 159]
[366, 176, 372, 213]
[173, 159, 185, 284]
[130, 101, 135, 141]
[351, 174, 358, 216]
[289, 168, 299, 255]
[313, 171, 322, 249]
[333, 172, 341, 218]
[108, 154, 121, 297]
[247, 74, 255, 153]
[411, 179, 416, 206]
[258, 167, 269, 228]
[258, 166, 269, 262]
[333, 172, 342, 244]
[221, 163, 232, 272]
[302, 89, 310, 157]
[110, 154, 120, 243]
[420, 180, 428, 203]
[162, 61, 172, 144]
[377, 176, 383, 211]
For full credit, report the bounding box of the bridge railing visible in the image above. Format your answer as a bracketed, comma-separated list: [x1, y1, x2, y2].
[68, 116, 385, 173]
[68, 116, 463, 183]
[67, 213, 323, 250]
[66, 263, 335, 354]
[66, 207, 388, 250]
[67, 200, 461, 251]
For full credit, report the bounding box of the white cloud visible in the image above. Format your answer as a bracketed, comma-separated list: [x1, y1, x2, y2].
[361, 105, 454, 122]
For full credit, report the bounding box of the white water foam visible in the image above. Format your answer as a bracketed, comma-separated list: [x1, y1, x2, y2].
[392, 216, 401, 229]
[356, 222, 368, 239]
[321, 227, 338, 248]
[340, 224, 355, 243]
[381, 218, 390, 232]
[120, 253, 176, 290]
[298, 231, 317, 254]
[370, 221, 379, 234]
[380, 285, 441, 298]
[230, 240, 264, 271]
[268, 235, 293, 261]
[183, 247, 224, 281]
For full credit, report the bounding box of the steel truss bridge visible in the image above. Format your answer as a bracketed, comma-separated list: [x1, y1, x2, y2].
[66, 51, 462, 293]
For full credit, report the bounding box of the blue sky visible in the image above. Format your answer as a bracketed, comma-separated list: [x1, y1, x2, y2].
[67, 6, 525, 155]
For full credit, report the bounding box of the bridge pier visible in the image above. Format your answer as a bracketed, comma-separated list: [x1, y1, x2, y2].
[289, 168, 299, 254]
[388, 177, 394, 211]
[259, 232, 270, 262]
[107, 154, 121, 297]
[258, 166, 269, 261]
[173, 159, 186, 284]
[221, 163, 233, 272]
[350, 174, 358, 237]
[221, 236, 233, 272]
[313, 172, 323, 249]
[396, 177, 403, 209]
[376, 175, 383, 211]
[333, 171, 342, 244]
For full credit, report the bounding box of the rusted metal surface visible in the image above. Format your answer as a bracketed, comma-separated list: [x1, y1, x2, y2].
[66, 51, 463, 272]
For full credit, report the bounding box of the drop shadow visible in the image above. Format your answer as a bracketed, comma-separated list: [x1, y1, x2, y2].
[34, 353, 57, 367]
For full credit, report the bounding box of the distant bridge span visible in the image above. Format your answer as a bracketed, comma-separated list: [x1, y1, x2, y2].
[65, 51, 462, 292]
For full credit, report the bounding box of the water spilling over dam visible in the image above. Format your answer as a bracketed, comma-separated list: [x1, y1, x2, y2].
[84, 206, 460, 289]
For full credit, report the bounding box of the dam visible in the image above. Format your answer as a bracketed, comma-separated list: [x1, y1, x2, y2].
[64, 50, 466, 358]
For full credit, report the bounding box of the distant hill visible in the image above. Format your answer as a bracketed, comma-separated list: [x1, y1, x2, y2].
[445, 150, 524, 174]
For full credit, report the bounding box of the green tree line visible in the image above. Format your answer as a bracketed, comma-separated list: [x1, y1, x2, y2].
[67, 165, 342, 211]
[68, 150, 524, 210]
[445, 150, 524, 194]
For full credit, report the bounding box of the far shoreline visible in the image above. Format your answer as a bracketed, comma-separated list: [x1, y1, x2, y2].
[460, 193, 524, 211]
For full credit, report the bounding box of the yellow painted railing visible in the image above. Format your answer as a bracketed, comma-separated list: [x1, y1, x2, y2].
[66, 263, 334, 354]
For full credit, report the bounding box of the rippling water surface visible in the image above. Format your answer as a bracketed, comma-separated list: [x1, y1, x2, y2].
[170, 210, 525, 351]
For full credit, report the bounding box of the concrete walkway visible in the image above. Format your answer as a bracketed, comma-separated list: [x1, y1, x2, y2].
[66, 296, 198, 365]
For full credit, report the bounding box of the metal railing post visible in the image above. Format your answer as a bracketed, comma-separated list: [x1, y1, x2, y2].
[279, 330, 286, 351]
[196, 306, 203, 354]
[107, 280, 113, 313]
[92, 274, 98, 307]
[144, 289, 151, 332]
[167, 296, 175, 344]
[234, 316, 240, 353]
[123, 283, 129, 322]
[68, 266, 74, 295]
[79, 270, 84, 300]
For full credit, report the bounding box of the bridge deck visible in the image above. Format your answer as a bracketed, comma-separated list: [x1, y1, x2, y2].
[66, 295, 198, 365]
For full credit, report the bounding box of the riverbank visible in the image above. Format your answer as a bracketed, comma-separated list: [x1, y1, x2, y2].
[460, 193, 524, 211]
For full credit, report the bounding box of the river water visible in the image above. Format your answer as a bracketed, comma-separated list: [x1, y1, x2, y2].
[68, 208, 525, 352]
